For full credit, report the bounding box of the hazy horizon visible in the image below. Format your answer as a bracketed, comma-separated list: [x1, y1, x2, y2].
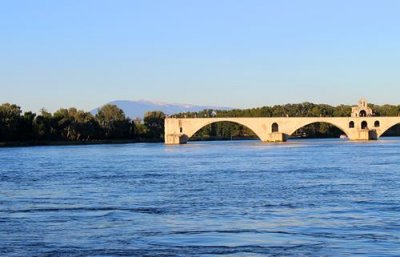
[1, 0, 400, 112]
[3, 98, 397, 115]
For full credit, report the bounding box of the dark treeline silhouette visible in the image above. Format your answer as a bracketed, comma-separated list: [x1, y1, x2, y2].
[0, 103, 165, 143]
[173, 102, 400, 140]
[2, 102, 400, 144]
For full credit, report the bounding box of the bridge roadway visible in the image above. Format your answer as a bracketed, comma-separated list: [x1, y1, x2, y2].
[164, 116, 400, 144]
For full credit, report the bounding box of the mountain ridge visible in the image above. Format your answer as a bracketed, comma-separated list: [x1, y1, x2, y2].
[91, 100, 232, 118]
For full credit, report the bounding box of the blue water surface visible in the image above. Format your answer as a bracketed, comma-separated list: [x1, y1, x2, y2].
[1, 138, 400, 256]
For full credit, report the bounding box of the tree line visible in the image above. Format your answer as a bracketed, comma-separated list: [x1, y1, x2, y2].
[1, 102, 400, 143]
[0, 103, 166, 143]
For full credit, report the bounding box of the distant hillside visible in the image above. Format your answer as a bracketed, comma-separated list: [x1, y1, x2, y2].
[91, 100, 232, 118]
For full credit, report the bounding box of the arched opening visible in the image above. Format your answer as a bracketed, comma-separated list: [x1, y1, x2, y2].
[349, 121, 355, 128]
[359, 110, 367, 117]
[290, 122, 348, 139]
[374, 121, 380, 128]
[272, 123, 279, 133]
[381, 123, 400, 137]
[361, 121, 368, 129]
[190, 121, 258, 142]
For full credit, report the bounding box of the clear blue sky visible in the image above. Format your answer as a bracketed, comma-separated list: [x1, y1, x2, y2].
[1, 0, 400, 112]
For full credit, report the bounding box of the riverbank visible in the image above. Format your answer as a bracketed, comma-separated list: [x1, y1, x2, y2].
[0, 137, 256, 147]
[3, 135, 399, 148]
[0, 138, 163, 147]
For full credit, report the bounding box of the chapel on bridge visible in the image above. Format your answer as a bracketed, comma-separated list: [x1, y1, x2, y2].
[351, 98, 373, 117]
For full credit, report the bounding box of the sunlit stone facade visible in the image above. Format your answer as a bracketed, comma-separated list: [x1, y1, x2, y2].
[351, 98, 373, 117]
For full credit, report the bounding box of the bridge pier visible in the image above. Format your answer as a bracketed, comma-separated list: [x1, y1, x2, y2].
[265, 132, 288, 142]
[165, 134, 189, 145]
[348, 129, 378, 141]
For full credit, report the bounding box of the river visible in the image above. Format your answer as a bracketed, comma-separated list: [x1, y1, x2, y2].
[1, 138, 400, 256]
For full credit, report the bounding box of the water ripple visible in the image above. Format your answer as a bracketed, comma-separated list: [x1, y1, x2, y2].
[1, 139, 400, 256]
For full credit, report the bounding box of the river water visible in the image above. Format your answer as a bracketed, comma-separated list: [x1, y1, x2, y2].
[1, 139, 400, 256]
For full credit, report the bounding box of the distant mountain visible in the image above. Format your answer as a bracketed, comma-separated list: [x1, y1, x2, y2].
[91, 100, 232, 118]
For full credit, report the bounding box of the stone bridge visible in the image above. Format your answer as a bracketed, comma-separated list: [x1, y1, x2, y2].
[164, 116, 400, 144]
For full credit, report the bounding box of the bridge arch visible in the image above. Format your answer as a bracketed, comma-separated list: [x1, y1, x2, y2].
[377, 121, 400, 138]
[166, 116, 400, 144]
[184, 119, 265, 142]
[287, 120, 350, 138]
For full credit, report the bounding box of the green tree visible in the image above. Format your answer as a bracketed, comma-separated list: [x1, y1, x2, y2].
[34, 109, 57, 140]
[54, 108, 100, 140]
[53, 108, 74, 140]
[143, 111, 166, 139]
[75, 111, 101, 140]
[96, 104, 131, 139]
[0, 103, 22, 141]
[133, 118, 146, 138]
[18, 111, 36, 140]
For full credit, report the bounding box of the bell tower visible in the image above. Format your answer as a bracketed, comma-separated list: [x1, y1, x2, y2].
[351, 98, 373, 117]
